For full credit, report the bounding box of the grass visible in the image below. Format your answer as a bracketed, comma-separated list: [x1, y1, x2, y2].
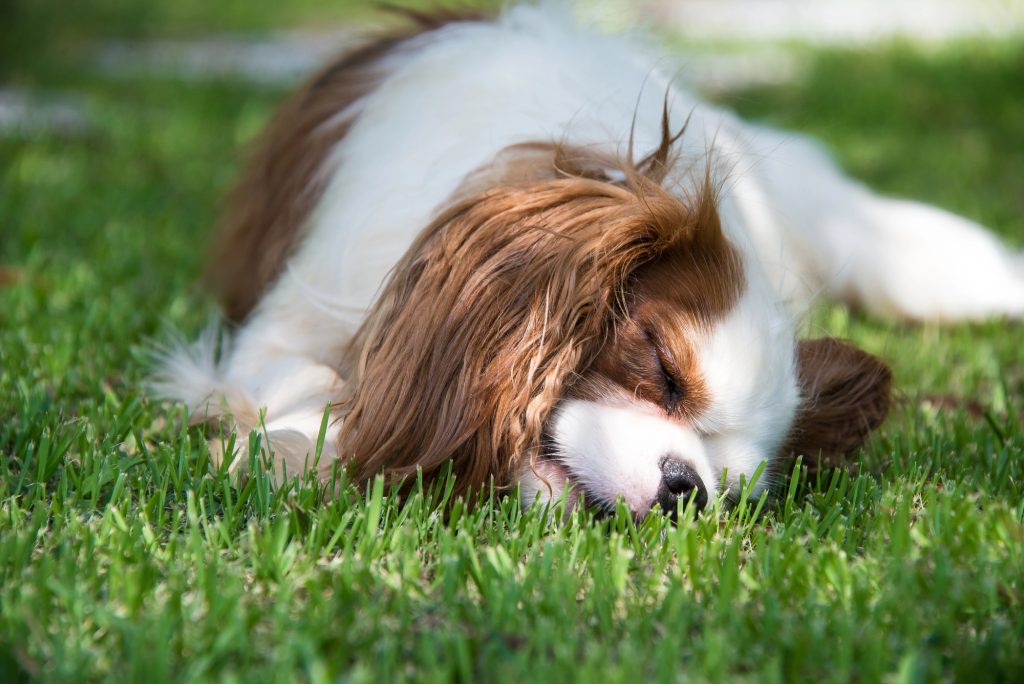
[2, 2, 1024, 681]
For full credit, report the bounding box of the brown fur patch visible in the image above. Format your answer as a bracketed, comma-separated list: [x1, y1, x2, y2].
[334, 147, 722, 499]
[209, 9, 489, 322]
[581, 200, 744, 420]
[786, 338, 892, 469]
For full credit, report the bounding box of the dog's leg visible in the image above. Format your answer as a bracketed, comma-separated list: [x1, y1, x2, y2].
[831, 197, 1024, 320]
[733, 127, 1024, 321]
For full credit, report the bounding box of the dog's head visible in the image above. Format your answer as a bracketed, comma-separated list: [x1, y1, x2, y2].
[336, 141, 890, 517]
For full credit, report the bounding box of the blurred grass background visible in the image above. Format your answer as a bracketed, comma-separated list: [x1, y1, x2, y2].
[2, 1, 1023, 681]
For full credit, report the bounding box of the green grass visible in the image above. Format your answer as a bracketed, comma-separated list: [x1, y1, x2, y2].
[2, 3, 1024, 681]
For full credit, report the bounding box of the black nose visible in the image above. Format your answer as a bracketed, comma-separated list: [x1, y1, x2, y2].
[656, 458, 708, 518]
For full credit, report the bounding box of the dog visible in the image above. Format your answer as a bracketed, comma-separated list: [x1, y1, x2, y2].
[153, 5, 1024, 518]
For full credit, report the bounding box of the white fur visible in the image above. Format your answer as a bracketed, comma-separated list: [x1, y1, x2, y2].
[156, 5, 1024, 513]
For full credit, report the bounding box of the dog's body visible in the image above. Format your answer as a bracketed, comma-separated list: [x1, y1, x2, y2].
[155, 6, 1024, 517]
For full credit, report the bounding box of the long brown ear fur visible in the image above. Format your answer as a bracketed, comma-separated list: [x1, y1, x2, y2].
[335, 149, 721, 499]
[786, 338, 892, 469]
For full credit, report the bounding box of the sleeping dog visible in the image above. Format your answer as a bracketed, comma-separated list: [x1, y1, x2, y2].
[153, 6, 1024, 517]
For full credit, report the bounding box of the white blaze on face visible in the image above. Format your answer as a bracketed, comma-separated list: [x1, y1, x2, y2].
[692, 277, 801, 496]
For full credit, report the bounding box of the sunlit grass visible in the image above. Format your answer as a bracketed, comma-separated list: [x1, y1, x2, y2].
[2, 4, 1023, 681]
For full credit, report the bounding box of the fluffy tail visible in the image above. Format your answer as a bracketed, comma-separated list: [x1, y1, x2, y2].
[146, 324, 259, 429]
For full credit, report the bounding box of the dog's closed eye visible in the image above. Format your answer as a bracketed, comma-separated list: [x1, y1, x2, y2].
[648, 333, 687, 412]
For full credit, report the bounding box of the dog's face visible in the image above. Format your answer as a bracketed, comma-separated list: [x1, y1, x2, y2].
[336, 144, 891, 516]
[521, 236, 803, 517]
[524, 238, 892, 517]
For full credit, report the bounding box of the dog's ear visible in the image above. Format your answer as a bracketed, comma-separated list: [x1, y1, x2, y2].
[786, 338, 892, 466]
[335, 149, 717, 499]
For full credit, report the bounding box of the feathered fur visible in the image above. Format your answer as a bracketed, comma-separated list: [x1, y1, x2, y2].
[337, 147, 719, 497]
[152, 4, 1024, 516]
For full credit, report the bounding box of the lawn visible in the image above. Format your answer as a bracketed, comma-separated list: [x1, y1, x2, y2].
[2, 1, 1023, 681]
